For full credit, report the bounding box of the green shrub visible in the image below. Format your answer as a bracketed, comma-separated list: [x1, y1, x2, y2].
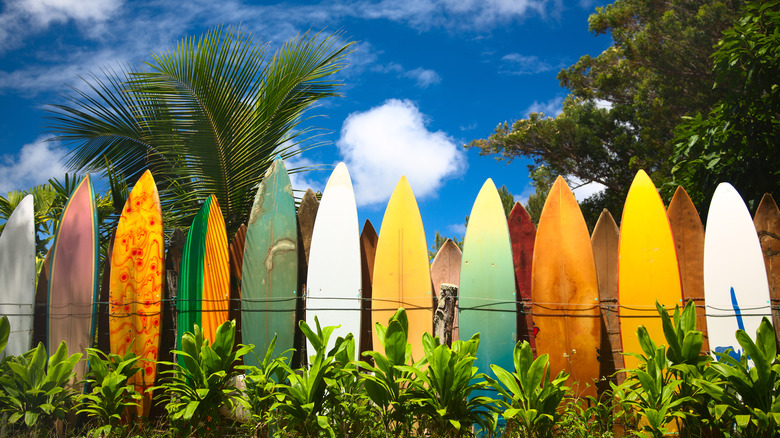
[77, 347, 143, 436]
[0, 341, 81, 432]
[483, 340, 569, 438]
[155, 320, 251, 433]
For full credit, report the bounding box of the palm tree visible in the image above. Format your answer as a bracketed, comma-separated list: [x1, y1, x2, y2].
[47, 27, 353, 236]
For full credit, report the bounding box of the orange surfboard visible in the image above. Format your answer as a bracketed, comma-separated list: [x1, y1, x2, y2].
[109, 170, 164, 416]
[668, 186, 709, 352]
[591, 209, 623, 387]
[618, 171, 682, 370]
[754, 194, 780, 339]
[532, 177, 600, 398]
[201, 195, 230, 344]
[372, 177, 433, 361]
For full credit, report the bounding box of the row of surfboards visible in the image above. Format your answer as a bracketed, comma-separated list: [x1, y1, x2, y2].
[0, 160, 777, 416]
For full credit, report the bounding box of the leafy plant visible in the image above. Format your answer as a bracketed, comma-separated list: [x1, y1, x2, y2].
[359, 308, 418, 437]
[77, 348, 143, 436]
[0, 341, 81, 431]
[271, 317, 341, 437]
[240, 334, 292, 436]
[156, 320, 251, 432]
[484, 340, 569, 438]
[401, 332, 496, 437]
[558, 393, 615, 438]
[696, 317, 780, 437]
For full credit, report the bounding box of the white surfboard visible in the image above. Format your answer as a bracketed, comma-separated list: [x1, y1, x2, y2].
[306, 163, 362, 354]
[704, 183, 771, 362]
[0, 195, 36, 356]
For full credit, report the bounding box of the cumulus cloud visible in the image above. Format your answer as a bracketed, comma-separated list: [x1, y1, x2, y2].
[337, 99, 466, 206]
[403, 67, 441, 88]
[0, 137, 67, 193]
[524, 96, 564, 117]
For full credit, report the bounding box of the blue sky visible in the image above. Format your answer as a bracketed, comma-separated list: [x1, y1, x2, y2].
[0, 0, 611, 244]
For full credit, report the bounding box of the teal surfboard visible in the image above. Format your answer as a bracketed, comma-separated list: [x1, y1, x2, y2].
[459, 179, 516, 380]
[241, 158, 298, 367]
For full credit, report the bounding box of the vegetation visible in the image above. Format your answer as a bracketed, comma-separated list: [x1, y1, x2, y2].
[467, 0, 780, 224]
[0, 303, 776, 437]
[47, 27, 353, 237]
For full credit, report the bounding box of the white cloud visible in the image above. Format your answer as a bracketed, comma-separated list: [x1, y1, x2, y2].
[403, 67, 441, 88]
[513, 184, 536, 207]
[0, 0, 122, 50]
[500, 53, 554, 75]
[447, 223, 466, 235]
[524, 96, 564, 117]
[337, 99, 466, 206]
[0, 137, 67, 193]
[569, 176, 606, 202]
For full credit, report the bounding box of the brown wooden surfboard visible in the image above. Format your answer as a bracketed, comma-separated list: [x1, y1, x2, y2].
[508, 202, 536, 352]
[754, 193, 780, 340]
[298, 189, 320, 267]
[430, 238, 462, 341]
[97, 231, 115, 354]
[295, 189, 319, 366]
[229, 224, 247, 347]
[668, 186, 709, 352]
[591, 209, 623, 388]
[360, 219, 378, 356]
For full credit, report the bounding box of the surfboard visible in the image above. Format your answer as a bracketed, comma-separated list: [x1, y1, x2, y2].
[705, 183, 771, 361]
[459, 179, 515, 381]
[33, 249, 51, 349]
[48, 175, 99, 382]
[360, 220, 378, 356]
[229, 224, 247, 345]
[618, 170, 682, 370]
[241, 158, 298, 367]
[97, 231, 114, 354]
[306, 163, 361, 352]
[532, 177, 600, 398]
[177, 196, 210, 357]
[508, 202, 536, 352]
[201, 196, 230, 344]
[592, 209, 623, 389]
[430, 238, 462, 340]
[372, 176, 432, 361]
[298, 189, 319, 267]
[108, 169, 163, 416]
[667, 186, 709, 352]
[0, 195, 35, 356]
[754, 194, 780, 339]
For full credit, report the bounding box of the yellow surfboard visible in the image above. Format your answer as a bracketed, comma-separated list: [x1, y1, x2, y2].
[109, 170, 163, 416]
[618, 170, 682, 370]
[532, 177, 600, 398]
[201, 195, 230, 344]
[372, 176, 433, 361]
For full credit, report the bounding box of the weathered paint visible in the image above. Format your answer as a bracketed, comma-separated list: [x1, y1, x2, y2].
[241, 158, 298, 368]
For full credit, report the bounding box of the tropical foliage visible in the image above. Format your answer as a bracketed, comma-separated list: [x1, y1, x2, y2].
[0, 307, 778, 437]
[47, 27, 353, 236]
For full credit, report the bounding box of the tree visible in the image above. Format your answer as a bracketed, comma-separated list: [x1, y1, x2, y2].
[524, 166, 555, 225]
[48, 28, 353, 237]
[672, 0, 780, 211]
[468, 0, 743, 220]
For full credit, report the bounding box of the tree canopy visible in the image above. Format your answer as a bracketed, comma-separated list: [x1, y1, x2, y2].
[672, 0, 780, 210]
[48, 28, 352, 236]
[468, 0, 744, 224]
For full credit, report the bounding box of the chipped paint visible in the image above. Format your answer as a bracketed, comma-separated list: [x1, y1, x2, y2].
[264, 238, 296, 271]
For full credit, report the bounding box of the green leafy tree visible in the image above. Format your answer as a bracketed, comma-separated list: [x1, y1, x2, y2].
[48, 27, 352, 237]
[524, 166, 555, 225]
[468, 0, 743, 218]
[672, 0, 780, 211]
